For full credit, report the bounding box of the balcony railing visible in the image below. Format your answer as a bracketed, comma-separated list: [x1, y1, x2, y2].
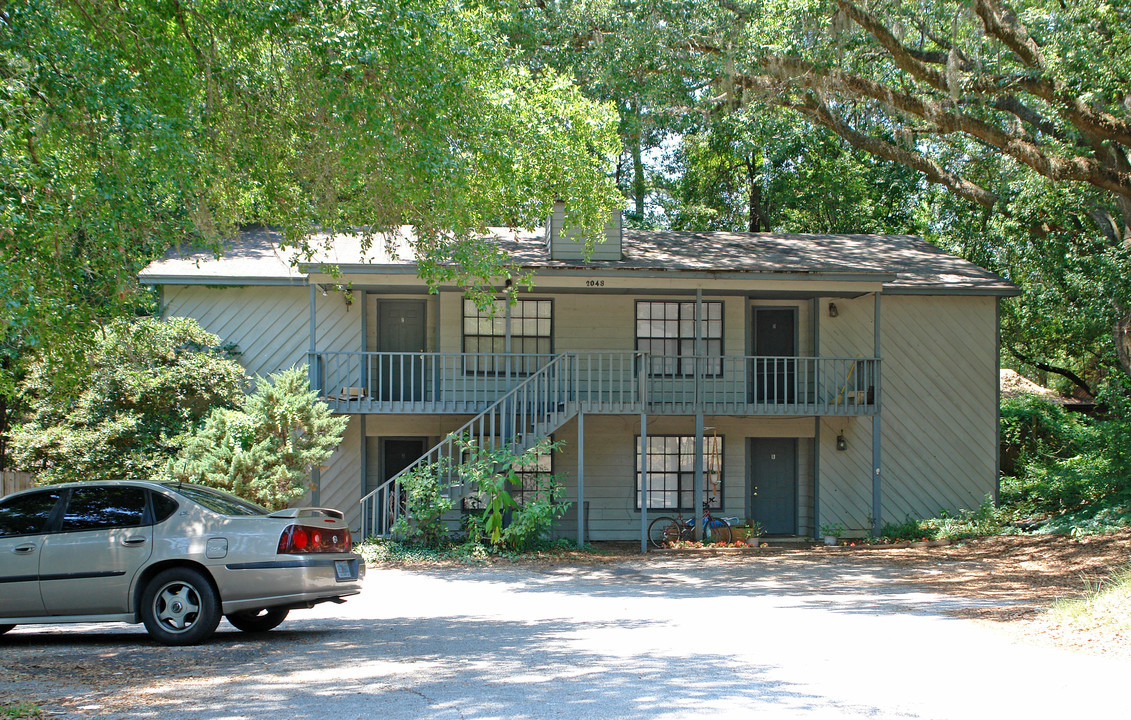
[312, 351, 879, 416]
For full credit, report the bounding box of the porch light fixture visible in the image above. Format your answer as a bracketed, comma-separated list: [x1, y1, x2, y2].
[836, 432, 847, 451]
[828, 302, 839, 318]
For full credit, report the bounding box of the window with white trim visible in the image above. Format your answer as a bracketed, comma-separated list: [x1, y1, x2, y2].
[635, 301, 723, 376]
[635, 434, 724, 511]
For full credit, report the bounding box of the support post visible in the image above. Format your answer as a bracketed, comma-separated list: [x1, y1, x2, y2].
[309, 283, 320, 506]
[640, 413, 648, 553]
[694, 412, 704, 541]
[695, 288, 703, 407]
[872, 291, 882, 537]
[813, 298, 821, 538]
[577, 411, 585, 547]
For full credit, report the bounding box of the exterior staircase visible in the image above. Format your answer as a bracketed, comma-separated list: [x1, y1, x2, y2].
[359, 353, 577, 537]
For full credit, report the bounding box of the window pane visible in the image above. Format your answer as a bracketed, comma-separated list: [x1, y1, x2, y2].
[173, 484, 268, 516]
[152, 492, 180, 523]
[0, 491, 62, 536]
[61, 487, 147, 531]
[637, 435, 724, 511]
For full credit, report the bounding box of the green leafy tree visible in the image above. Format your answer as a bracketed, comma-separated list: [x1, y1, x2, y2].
[659, 109, 926, 234]
[11, 317, 246, 483]
[390, 461, 455, 545]
[459, 436, 570, 550]
[522, 0, 1131, 394]
[1, 0, 621, 408]
[164, 366, 348, 511]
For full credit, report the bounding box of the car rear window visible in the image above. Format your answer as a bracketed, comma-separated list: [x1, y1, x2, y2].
[151, 492, 180, 523]
[0, 491, 63, 537]
[171, 485, 268, 516]
[61, 486, 147, 531]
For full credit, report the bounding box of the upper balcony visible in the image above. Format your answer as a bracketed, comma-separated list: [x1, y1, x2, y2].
[312, 351, 878, 417]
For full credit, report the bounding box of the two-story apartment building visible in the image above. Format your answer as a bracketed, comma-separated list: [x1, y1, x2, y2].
[140, 207, 1016, 546]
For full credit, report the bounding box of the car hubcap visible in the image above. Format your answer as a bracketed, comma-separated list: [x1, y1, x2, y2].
[155, 583, 201, 632]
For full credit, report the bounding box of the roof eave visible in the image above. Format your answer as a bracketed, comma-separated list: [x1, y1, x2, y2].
[139, 275, 308, 287]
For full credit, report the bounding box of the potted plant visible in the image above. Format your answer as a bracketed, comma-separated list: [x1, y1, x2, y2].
[820, 522, 845, 546]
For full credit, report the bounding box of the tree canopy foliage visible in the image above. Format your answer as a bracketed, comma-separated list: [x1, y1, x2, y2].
[10, 317, 246, 483]
[163, 366, 348, 511]
[516, 0, 1131, 394]
[0, 0, 621, 404]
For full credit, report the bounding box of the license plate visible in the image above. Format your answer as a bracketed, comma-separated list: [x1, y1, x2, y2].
[334, 559, 356, 581]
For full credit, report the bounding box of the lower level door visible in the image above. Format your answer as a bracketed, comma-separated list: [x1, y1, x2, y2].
[366, 437, 429, 496]
[749, 438, 798, 535]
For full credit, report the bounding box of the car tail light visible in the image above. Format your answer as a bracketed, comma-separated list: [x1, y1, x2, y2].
[277, 524, 352, 554]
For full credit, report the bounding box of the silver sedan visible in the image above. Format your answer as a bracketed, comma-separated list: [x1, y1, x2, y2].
[0, 480, 364, 645]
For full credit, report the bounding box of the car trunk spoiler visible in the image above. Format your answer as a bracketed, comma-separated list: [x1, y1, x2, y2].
[267, 508, 345, 520]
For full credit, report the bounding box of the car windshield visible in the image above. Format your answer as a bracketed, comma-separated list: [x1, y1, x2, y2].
[168, 484, 268, 516]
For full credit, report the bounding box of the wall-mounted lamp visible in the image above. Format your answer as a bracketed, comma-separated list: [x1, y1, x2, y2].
[828, 302, 839, 318]
[836, 432, 848, 452]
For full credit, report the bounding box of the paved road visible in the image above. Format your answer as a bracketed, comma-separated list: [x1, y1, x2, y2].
[1, 554, 1126, 719]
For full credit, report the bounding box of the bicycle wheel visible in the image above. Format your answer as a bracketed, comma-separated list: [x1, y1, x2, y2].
[705, 519, 733, 544]
[648, 517, 682, 548]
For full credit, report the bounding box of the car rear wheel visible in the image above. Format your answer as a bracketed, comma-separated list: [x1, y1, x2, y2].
[226, 608, 289, 634]
[140, 567, 221, 646]
[0, 624, 14, 636]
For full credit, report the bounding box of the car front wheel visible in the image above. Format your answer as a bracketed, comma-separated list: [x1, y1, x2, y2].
[140, 567, 221, 646]
[226, 608, 289, 634]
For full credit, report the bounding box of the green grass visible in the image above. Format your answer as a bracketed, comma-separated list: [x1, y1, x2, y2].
[1, 702, 41, 719]
[1050, 564, 1131, 634]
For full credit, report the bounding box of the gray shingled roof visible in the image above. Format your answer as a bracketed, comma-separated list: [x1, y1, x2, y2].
[139, 225, 1016, 294]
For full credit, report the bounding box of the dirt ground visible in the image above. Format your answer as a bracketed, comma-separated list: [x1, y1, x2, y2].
[413, 530, 1131, 660]
[691, 531, 1131, 659]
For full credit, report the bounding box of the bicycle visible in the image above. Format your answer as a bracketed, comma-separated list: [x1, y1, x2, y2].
[647, 502, 733, 548]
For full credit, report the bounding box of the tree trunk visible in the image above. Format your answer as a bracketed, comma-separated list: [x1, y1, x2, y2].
[747, 159, 769, 231]
[1114, 305, 1131, 378]
[631, 134, 645, 223]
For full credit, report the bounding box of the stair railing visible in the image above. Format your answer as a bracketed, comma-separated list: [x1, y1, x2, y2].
[359, 353, 577, 538]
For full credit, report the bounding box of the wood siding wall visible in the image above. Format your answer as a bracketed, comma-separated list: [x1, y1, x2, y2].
[817, 294, 998, 535]
[163, 284, 363, 518]
[163, 285, 362, 380]
[354, 413, 815, 539]
[320, 415, 362, 528]
[163, 284, 997, 535]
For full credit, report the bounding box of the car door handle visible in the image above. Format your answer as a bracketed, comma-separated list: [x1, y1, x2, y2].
[13, 544, 36, 554]
[122, 536, 148, 546]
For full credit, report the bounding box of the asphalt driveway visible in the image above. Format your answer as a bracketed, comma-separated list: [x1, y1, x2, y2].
[2, 554, 1126, 719]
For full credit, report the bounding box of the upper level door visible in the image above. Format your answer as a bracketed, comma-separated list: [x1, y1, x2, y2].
[753, 307, 797, 403]
[377, 300, 427, 401]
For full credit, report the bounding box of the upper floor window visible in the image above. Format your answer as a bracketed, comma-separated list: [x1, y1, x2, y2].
[463, 298, 552, 374]
[636, 301, 723, 376]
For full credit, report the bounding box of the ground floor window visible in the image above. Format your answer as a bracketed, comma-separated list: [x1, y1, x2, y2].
[461, 444, 555, 510]
[510, 449, 555, 507]
[635, 434, 723, 511]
